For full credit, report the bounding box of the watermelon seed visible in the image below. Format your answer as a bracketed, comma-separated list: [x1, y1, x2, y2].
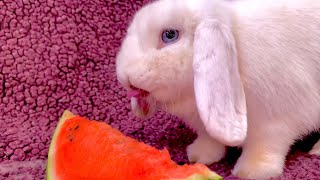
[74, 125, 80, 130]
[68, 134, 73, 142]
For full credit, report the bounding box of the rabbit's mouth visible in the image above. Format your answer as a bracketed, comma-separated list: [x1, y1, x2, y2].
[127, 87, 157, 119]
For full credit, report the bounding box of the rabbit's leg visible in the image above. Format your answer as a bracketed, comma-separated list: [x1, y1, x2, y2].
[309, 139, 320, 155]
[187, 132, 226, 165]
[232, 123, 295, 179]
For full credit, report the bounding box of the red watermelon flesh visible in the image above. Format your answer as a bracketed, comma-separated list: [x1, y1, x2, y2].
[46, 110, 222, 180]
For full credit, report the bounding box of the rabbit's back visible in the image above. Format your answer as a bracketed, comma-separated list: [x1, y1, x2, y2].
[232, 0, 320, 134]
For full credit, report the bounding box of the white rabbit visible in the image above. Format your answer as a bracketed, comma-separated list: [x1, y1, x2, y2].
[116, 0, 320, 179]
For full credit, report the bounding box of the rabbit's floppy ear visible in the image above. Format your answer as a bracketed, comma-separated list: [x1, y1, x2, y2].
[193, 19, 247, 147]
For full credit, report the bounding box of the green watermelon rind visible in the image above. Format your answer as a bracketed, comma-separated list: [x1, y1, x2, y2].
[184, 172, 223, 180]
[46, 110, 76, 180]
[45, 110, 222, 180]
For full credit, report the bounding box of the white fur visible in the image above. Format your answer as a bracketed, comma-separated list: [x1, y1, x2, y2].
[309, 140, 320, 155]
[116, 0, 320, 179]
[187, 132, 226, 165]
[193, 18, 248, 147]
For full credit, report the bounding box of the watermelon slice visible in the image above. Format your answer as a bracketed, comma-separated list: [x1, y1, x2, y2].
[46, 110, 222, 180]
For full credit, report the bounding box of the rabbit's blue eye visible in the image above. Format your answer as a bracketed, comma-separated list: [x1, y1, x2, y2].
[161, 29, 179, 44]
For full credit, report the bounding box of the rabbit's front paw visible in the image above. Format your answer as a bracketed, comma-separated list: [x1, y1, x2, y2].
[232, 151, 284, 179]
[187, 134, 225, 165]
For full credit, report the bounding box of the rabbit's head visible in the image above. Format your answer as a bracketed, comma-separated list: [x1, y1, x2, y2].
[116, 0, 247, 146]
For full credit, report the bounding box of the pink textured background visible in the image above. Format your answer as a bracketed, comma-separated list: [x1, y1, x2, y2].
[0, 0, 319, 179]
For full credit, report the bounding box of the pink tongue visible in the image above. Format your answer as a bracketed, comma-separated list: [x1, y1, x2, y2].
[127, 89, 149, 98]
[127, 90, 141, 98]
